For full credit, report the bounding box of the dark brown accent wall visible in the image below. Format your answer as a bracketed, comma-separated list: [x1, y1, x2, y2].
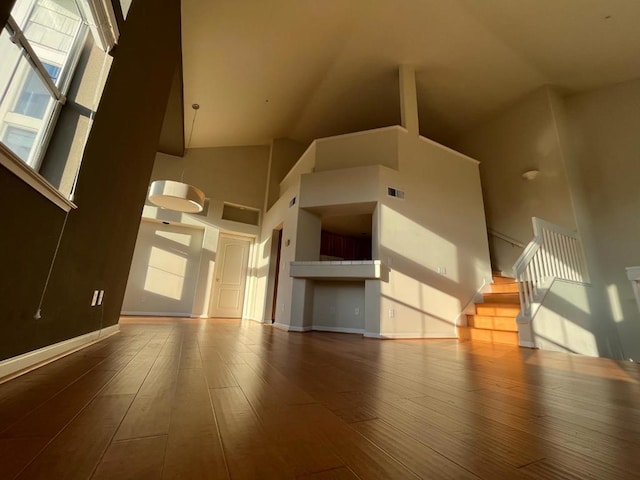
[0, 0, 16, 33]
[0, 0, 182, 361]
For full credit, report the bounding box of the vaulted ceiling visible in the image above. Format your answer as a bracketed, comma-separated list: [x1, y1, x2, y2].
[180, 0, 640, 149]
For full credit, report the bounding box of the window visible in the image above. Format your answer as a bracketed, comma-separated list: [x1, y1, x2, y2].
[0, 0, 119, 207]
[2, 126, 37, 161]
[14, 65, 59, 118]
[0, 0, 86, 169]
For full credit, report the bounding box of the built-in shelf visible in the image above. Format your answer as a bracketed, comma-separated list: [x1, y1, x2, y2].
[290, 260, 383, 280]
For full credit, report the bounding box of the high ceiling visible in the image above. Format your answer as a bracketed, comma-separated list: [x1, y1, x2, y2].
[181, 0, 640, 148]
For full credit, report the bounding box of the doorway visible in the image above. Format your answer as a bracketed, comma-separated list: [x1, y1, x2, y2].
[209, 233, 252, 318]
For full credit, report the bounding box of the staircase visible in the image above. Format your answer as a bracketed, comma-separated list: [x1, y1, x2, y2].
[459, 274, 520, 346]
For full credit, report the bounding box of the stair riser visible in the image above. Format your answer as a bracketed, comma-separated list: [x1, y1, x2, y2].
[476, 306, 519, 317]
[458, 327, 519, 346]
[467, 315, 518, 332]
[489, 283, 520, 294]
[482, 293, 520, 304]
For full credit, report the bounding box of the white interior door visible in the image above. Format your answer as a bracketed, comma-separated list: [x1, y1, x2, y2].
[210, 234, 251, 318]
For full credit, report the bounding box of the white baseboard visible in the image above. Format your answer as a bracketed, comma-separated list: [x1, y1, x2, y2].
[272, 323, 313, 332]
[288, 325, 312, 332]
[121, 311, 191, 317]
[364, 332, 457, 339]
[312, 326, 364, 335]
[0, 324, 119, 383]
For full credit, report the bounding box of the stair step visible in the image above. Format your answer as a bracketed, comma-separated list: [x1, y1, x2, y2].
[476, 303, 520, 317]
[492, 274, 516, 284]
[467, 315, 518, 332]
[489, 282, 519, 294]
[482, 293, 520, 304]
[458, 326, 519, 346]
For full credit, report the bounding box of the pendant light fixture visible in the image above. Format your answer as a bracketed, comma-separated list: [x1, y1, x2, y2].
[148, 104, 206, 213]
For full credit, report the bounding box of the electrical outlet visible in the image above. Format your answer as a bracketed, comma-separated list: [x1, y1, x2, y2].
[437, 266, 447, 275]
[97, 290, 104, 305]
[389, 307, 395, 318]
[354, 307, 360, 315]
[91, 290, 98, 306]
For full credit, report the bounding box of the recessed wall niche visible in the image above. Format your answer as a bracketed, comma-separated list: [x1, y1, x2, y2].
[320, 213, 372, 261]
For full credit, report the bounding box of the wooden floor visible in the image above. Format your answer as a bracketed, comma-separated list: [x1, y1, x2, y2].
[1, 318, 639, 479]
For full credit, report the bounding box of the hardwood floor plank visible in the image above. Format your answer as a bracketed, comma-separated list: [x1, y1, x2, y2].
[91, 435, 167, 480]
[114, 354, 180, 440]
[208, 386, 293, 478]
[351, 418, 481, 479]
[0, 436, 49, 479]
[0, 317, 638, 480]
[15, 394, 134, 480]
[162, 365, 228, 479]
[297, 467, 360, 479]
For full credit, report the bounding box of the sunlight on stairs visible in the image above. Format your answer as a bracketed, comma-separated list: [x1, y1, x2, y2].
[458, 274, 520, 346]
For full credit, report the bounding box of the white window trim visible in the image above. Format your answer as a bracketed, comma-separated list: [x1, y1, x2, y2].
[0, 142, 76, 211]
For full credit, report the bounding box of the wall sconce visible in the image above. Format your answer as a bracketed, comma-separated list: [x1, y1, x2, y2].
[522, 169, 540, 181]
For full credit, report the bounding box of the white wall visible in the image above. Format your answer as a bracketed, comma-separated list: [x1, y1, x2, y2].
[266, 138, 307, 210]
[312, 281, 365, 332]
[314, 126, 400, 172]
[530, 280, 599, 357]
[131, 145, 268, 318]
[456, 87, 577, 274]
[122, 220, 204, 316]
[557, 79, 640, 360]
[252, 182, 301, 326]
[375, 131, 492, 338]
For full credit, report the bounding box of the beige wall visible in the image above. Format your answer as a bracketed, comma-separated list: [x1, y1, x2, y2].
[266, 139, 307, 210]
[153, 145, 270, 211]
[558, 79, 640, 360]
[314, 126, 400, 172]
[255, 126, 491, 338]
[252, 182, 301, 326]
[312, 281, 365, 332]
[122, 220, 204, 315]
[138, 145, 269, 318]
[456, 86, 577, 274]
[376, 132, 492, 337]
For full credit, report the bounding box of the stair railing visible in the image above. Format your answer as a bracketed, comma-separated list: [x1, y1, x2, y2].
[513, 218, 589, 318]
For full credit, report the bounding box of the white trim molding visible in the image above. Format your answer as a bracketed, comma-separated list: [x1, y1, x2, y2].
[0, 324, 119, 383]
[364, 332, 457, 339]
[311, 326, 364, 335]
[0, 146, 77, 212]
[120, 311, 192, 317]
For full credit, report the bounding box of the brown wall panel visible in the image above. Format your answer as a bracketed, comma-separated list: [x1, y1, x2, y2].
[0, 0, 182, 360]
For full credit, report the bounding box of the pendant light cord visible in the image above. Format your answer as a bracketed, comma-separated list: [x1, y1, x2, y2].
[182, 104, 199, 182]
[34, 212, 69, 319]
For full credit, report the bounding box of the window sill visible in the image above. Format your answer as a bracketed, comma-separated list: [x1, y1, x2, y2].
[0, 144, 77, 212]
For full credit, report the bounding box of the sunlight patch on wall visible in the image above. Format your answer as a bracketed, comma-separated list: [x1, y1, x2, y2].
[607, 284, 624, 323]
[156, 230, 193, 247]
[143, 246, 187, 300]
[379, 204, 459, 281]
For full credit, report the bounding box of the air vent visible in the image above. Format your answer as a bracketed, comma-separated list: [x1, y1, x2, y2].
[387, 187, 405, 199]
[222, 203, 260, 226]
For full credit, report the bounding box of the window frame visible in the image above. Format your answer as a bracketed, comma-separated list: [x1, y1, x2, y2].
[0, 0, 118, 211]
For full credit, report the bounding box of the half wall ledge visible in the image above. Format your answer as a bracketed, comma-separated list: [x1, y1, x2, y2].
[289, 260, 386, 281]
